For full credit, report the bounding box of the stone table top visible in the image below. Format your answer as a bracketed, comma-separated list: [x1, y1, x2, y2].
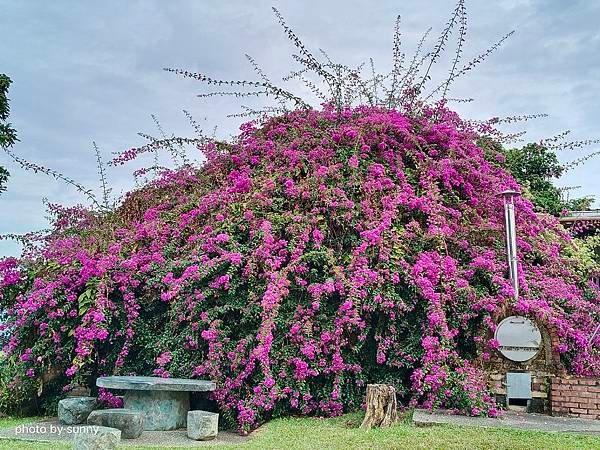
[96, 376, 216, 392]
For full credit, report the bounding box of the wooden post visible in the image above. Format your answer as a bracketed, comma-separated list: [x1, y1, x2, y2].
[360, 384, 398, 429]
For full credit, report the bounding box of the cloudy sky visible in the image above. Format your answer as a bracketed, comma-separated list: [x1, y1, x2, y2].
[1, 0, 599, 256]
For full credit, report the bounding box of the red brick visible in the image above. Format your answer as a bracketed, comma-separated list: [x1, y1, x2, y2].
[578, 392, 597, 399]
[570, 408, 588, 414]
[563, 402, 579, 408]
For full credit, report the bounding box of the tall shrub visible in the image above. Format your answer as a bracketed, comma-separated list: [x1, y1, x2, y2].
[1, 104, 599, 429]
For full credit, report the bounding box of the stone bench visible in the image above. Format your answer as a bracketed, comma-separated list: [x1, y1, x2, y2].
[187, 410, 219, 441]
[87, 408, 144, 439]
[96, 376, 216, 431]
[58, 397, 97, 425]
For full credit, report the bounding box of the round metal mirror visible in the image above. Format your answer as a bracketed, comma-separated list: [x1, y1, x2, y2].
[494, 315, 541, 362]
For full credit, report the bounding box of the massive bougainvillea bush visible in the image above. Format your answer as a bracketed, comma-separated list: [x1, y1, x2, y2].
[2, 102, 599, 427]
[1, 3, 599, 431]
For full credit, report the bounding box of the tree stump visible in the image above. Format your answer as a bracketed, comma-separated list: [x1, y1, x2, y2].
[360, 384, 398, 429]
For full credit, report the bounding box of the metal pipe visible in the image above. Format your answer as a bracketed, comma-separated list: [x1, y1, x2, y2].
[498, 190, 520, 301]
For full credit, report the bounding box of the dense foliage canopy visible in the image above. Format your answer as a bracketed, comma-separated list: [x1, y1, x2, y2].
[0, 74, 17, 194]
[503, 143, 594, 216]
[1, 103, 599, 429]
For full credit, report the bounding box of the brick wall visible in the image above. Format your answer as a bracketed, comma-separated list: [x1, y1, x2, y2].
[483, 322, 563, 413]
[550, 377, 600, 420]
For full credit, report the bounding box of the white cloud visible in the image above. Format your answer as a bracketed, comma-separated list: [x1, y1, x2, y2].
[1, 0, 599, 256]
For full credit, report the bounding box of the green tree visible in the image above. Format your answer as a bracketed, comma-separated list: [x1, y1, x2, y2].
[0, 74, 18, 194]
[503, 143, 593, 216]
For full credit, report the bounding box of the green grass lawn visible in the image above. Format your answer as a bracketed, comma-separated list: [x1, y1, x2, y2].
[1, 412, 599, 450]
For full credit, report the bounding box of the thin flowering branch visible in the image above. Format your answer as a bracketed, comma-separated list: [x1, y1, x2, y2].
[487, 113, 549, 125]
[442, 0, 467, 99]
[368, 58, 380, 104]
[562, 150, 600, 172]
[282, 67, 309, 83]
[151, 114, 189, 167]
[446, 97, 475, 103]
[387, 15, 404, 106]
[557, 185, 582, 192]
[425, 30, 515, 102]
[540, 130, 571, 147]
[109, 136, 204, 166]
[164, 67, 309, 109]
[271, 7, 335, 85]
[300, 76, 328, 102]
[3, 147, 102, 209]
[182, 109, 211, 143]
[496, 130, 528, 144]
[92, 141, 112, 210]
[0, 230, 50, 245]
[416, 0, 464, 94]
[397, 27, 433, 97]
[547, 138, 600, 151]
[226, 105, 288, 120]
[245, 54, 272, 86]
[318, 48, 335, 65]
[341, 64, 365, 107]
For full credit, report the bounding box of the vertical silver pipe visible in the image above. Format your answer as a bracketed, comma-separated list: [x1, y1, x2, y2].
[500, 191, 520, 301]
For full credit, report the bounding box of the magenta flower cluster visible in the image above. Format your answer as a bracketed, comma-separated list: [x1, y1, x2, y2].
[1, 103, 598, 430]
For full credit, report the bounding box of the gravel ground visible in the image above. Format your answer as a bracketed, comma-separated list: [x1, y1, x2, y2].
[413, 408, 600, 434]
[0, 417, 250, 447]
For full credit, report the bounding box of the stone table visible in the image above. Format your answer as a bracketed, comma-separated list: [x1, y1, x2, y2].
[96, 376, 215, 431]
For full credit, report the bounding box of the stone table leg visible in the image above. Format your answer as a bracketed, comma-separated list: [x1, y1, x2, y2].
[123, 390, 190, 431]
